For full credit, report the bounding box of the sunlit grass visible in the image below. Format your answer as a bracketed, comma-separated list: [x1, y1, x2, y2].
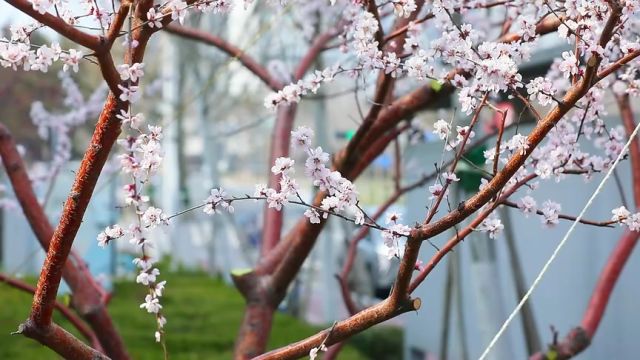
[0, 268, 401, 359]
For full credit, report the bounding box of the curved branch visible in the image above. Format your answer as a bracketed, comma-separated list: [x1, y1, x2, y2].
[530, 89, 640, 360]
[5, 0, 102, 51]
[29, 93, 124, 328]
[500, 200, 617, 228]
[28, 0, 158, 337]
[617, 95, 640, 205]
[260, 104, 297, 255]
[254, 297, 421, 360]
[0, 273, 101, 350]
[293, 28, 341, 81]
[529, 229, 640, 360]
[409, 174, 537, 293]
[106, 4, 131, 47]
[164, 24, 284, 91]
[0, 123, 128, 358]
[411, 21, 616, 243]
[16, 320, 108, 359]
[582, 231, 639, 337]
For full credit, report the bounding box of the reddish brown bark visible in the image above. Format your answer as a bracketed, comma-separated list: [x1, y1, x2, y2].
[5, 0, 101, 50]
[582, 231, 640, 337]
[530, 89, 640, 360]
[17, 320, 109, 359]
[534, 225, 637, 359]
[234, 302, 276, 359]
[254, 297, 421, 360]
[410, 174, 537, 292]
[0, 124, 107, 308]
[410, 24, 615, 242]
[5, 1, 634, 359]
[165, 22, 340, 263]
[29, 94, 124, 327]
[231, 271, 278, 359]
[0, 273, 101, 350]
[0, 123, 128, 358]
[260, 104, 297, 256]
[8, 1, 160, 356]
[259, 9, 625, 358]
[529, 327, 591, 360]
[618, 95, 640, 205]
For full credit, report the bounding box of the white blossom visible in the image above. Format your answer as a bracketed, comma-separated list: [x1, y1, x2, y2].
[204, 188, 233, 215]
[304, 208, 321, 224]
[117, 62, 145, 82]
[507, 134, 530, 155]
[442, 172, 459, 183]
[291, 126, 314, 150]
[540, 200, 561, 227]
[478, 215, 504, 239]
[142, 207, 168, 228]
[97, 224, 125, 248]
[140, 294, 162, 314]
[147, 8, 164, 28]
[60, 49, 82, 72]
[518, 196, 537, 217]
[271, 157, 295, 175]
[136, 268, 160, 285]
[432, 119, 451, 140]
[429, 183, 447, 200]
[611, 206, 631, 224]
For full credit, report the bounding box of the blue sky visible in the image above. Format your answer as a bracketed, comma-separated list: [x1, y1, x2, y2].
[1, 6, 29, 26]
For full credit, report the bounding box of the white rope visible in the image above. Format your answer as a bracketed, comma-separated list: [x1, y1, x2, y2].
[477, 120, 640, 360]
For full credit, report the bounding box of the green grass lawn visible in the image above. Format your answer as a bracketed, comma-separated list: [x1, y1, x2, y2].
[0, 269, 402, 359]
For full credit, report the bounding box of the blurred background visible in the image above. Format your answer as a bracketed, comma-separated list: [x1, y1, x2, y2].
[1, 4, 640, 360]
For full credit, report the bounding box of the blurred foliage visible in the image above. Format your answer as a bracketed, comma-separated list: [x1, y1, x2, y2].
[348, 325, 404, 360]
[0, 27, 104, 163]
[457, 144, 488, 193]
[0, 268, 402, 359]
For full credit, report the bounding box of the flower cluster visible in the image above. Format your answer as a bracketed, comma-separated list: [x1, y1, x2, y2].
[1, 20, 89, 73]
[93, 55, 171, 343]
[0, 40, 83, 73]
[540, 200, 561, 227]
[134, 257, 167, 343]
[20, 0, 640, 353]
[382, 212, 412, 259]
[517, 196, 537, 217]
[611, 206, 640, 232]
[526, 77, 557, 107]
[478, 215, 504, 239]
[431, 120, 475, 153]
[203, 188, 234, 215]
[97, 225, 125, 248]
[255, 126, 363, 226]
[390, 0, 417, 18]
[29, 71, 107, 188]
[264, 67, 338, 110]
[117, 125, 163, 183]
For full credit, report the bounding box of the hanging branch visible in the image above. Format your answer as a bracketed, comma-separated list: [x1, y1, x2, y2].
[0, 123, 128, 358]
[12, 1, 156, 357]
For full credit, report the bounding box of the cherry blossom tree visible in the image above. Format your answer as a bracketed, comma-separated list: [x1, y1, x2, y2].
[1, 0, 640, 359]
